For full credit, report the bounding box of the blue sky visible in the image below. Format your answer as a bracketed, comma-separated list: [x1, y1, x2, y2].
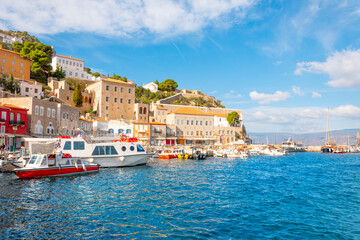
[1, 0, 360, 133]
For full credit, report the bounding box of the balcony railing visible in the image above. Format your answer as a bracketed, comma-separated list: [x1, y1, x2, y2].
[9, 120, 25, 125]
[0, 118, 6, 122]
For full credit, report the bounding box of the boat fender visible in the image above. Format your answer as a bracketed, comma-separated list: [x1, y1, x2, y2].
[82, 163, 87, 171]
[120, 156, 125, 161]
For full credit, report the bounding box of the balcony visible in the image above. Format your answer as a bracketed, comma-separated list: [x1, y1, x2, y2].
[154, 129, 162, 133]
[9, 120, 25, 126]
[0, 118, 6, 123]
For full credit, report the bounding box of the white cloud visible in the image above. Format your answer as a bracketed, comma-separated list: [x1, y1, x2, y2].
[249, 90, 291, 104]
[295, 49, 360, 87]
[223, 90, 242, 98]
[331, 105, 360, 118]
[292, 86, 304, 96]
[312, 91, 322, 98]
[0, 0, 255, 39]
[243, 105, 360, 133]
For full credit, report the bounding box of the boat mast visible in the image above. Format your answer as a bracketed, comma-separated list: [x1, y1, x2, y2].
[326, 107, 330, 144]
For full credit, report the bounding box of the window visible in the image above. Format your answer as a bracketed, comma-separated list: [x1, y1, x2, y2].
[126, 129, 131, 134]
[20, 69, 23, 74]
[205, 121, 208, 126]
[63, 141, 72, 150]
[69, 71, 72, 76]
[16, 113, 20, 121]
[121, 146, 126, 152]
[52, 109, 55, 118]
[0, 126, 5, 133]
[1, 111, 6, 120]
[128, 88, 131, 93]
[137, 144, 145, 152]
[114, 87, 117, 92]
[120, 98, 123, 103]
[196, 121, 198, 125]
[81, 74, 84, 78]
[106, 97, 109, 102]
[120, 87, 123, 92]
[177, 120, 180, 125]
[11, 67, 14, 72]
[92, 146, 105, 155]
[11, 60, 15, 65]
[106, 85, 109, 90]
[25, 87, 29, 92]
[73, 141, 85, 150]
[105, 106, 109, 110]
[47, 108, 51, 117]
[128, 99, 131, 104]
[181, 120, 184, 125]
[191, 120, 194, 125]
[35, 106, 39, 115]
[200, 121, 202, 126]
[40, 107, 44, 116]
[114, 98, 117, 102]
[75, 72, 78, 77]
[187, 120, 189, 125]
[130, 146, 135, 151]
[1, 58, 4, 63]
[1, 65, 4, 70]
[106, 146, 118, 155]
[21, 62, 24, 67]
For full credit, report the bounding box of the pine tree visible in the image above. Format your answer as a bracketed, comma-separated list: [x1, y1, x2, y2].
[73, 84, 83, 107]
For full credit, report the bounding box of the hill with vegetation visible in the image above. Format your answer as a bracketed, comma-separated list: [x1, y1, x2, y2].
[171, 95, 225, 108]
[0, 30, 40, 43]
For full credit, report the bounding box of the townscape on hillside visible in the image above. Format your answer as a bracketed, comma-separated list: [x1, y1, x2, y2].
[0, 30, 247, 152]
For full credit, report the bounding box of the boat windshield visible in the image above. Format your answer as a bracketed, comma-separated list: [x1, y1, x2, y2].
[28, 155, 38, 165]
[137, 144, 145, 152]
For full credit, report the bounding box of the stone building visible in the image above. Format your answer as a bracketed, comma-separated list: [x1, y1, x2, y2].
[0, 97, 80, 137]
[86, 79, 135, 121]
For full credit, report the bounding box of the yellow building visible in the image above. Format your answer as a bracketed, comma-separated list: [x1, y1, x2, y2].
[133, 121, 151, 145]
[0, 47, 31, 81]
[86, 78, 135, 121]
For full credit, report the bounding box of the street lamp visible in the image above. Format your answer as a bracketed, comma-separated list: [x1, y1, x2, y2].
[12, 125, 17, 151]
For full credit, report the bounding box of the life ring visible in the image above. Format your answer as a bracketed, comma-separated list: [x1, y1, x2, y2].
[120, 135, 127, 142]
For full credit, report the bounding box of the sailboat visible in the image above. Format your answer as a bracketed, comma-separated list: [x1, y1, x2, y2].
[321, 108, 336, 153]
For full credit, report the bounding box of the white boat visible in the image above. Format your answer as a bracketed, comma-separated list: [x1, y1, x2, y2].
[56, 136, 153, 167]
[282, 139, 307, 152]
[261, 148, 287, 156]
[214, 149, 248, 159]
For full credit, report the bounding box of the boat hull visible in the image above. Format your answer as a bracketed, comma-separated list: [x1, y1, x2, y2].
[15, 166, 99, 179]
[85, 153, 153, 167]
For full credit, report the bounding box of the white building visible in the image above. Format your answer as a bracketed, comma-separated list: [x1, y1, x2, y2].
[93, 119, 133, 137]
[51, 55, 93, 81]
[19, 80, 42, 99]
[142, 82, 158, 92]
[0, 33, 23, 45]
[213, 113, 242, 127]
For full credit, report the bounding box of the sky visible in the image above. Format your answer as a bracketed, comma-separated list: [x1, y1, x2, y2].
[1, 0, 360, 133]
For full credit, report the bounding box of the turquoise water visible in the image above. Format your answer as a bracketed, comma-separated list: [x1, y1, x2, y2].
[1, 153, 360, 239]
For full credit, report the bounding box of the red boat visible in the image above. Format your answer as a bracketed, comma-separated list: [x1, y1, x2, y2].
[14, 153, 99, 179]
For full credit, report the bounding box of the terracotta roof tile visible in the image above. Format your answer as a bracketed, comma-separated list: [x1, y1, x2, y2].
[0, 104, 28, 111]
[57, 55, 84, 62]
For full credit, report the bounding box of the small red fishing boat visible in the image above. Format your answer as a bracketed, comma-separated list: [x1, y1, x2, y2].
[14, 153, 99, 179]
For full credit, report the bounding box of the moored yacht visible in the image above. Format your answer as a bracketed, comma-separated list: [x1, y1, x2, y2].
[281, 139, 306, 152]
[57, 136, 153, 167]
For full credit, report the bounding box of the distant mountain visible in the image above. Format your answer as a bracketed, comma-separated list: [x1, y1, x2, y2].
[248, 129, 360, 146]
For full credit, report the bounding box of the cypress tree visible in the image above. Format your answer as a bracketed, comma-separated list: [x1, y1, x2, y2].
[73, 84, 83, 107]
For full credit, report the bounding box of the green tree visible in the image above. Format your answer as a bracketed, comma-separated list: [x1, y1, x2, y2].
[122, 76, 128, 82]
[92, 72, 100, 77]
[65, 78, 86, 91]
[227, 112, 240, 126]
[1, 43, 9, 50]
[52, 65, 66, 80]
[158, 79, 178, 92]
[154, 80, 159, 85]
[12, 42, 23, 52]
[17, 41, 53, 83]
[85, 67, 92, 74]
[73, 84, 83, 107]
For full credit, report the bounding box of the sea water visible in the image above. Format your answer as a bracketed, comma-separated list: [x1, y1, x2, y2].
[0, 153, 359, 239]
